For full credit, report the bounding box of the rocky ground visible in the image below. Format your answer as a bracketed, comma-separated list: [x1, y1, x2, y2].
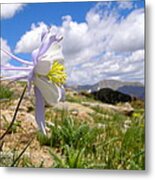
[0, 82, 144, 168]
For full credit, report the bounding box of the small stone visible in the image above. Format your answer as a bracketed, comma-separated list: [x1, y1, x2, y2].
[71, 109, 79, 116]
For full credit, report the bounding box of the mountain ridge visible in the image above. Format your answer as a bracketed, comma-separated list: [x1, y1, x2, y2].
[67, 79, 144, 100]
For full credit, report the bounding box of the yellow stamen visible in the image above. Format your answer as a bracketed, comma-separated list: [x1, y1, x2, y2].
[47, 60, 67, 85]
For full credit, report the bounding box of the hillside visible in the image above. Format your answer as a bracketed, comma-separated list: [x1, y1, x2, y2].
[71, 79, 144, 100]
[0, 82, 145, 169]
[118, 85, 145, 100]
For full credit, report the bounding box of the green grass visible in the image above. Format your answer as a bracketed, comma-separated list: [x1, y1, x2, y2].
[1, 105, 144, 169]
[2, 115, 22, 133]
[66, 92, 95, 103]
[0, 86, 145, 169]
[36, 108, 145, 170]
[0, 85, 14, 100]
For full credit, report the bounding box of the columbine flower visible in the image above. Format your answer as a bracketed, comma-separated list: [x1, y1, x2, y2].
[0, 29, 67, 134]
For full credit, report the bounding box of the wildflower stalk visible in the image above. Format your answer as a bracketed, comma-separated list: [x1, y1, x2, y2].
[0, 85, 27, 141]
[1, 30, 66, 134]
[11, 136, 34, 167]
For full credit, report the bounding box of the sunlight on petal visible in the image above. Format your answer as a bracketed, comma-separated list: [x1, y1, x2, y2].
[34, 60, 52, 75]
[34, 87, 46, 134]
[39, 43, 64, 64]
[34, 76, 60, 106]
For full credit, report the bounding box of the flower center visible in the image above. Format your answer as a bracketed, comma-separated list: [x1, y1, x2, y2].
[47, 60, 67, 85]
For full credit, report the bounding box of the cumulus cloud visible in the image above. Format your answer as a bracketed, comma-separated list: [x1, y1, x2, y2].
[117, 1, 134, 10]
[0, 38, 11, 65]
[1, 38, 15, 77]
[1, 38, 29, 78]
[108, 9, 144, 52]
[14, 2, 144, 85]
[68, 49, 144, 85]
[15, 22, 48, 53]
[1, 4, 26, 19]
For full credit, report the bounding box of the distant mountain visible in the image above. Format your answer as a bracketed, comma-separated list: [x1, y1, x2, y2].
[118, 86, 145, 100]
[76, 85, 94, 91]
[68, 79, 144, 100]
[75, 80, 143, 91]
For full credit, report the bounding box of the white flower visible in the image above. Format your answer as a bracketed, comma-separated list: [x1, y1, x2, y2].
[1, 29, 67, 134]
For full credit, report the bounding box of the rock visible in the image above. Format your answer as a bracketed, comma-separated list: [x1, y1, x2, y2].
[0, 110, 14, 123]
[0, 109, 37, 133]
[53, 102, 68, 111]
[82, 102, 134, 116]
[117, 103, 134, 116]
[54, 102, 94, 118]
[97, 123, 106, 129]
[71, 109, 79, 116]
[10, 99, 34, 112]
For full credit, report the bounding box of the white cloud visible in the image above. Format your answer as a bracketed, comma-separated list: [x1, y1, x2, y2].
[15, 22, 48, 53]
[0, 38, 29, 78]
[108, 9, 144, 52]
[68, 49, 144, 85]
[1, 4, 26, 19]
[14, 2, 144, 85]
[0, 38, 11, 65]
[117, 1, 134, 10]
[0, 38, 15, 77]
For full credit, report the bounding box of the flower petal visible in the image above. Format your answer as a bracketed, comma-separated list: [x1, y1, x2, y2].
[34, 86, 46, 134]
[27, 70, 34, 92]
[1, 66, 32, 71]
[56, 86, 66, 102]
[59, 86, 66, 102]
[41, 28, 48, 42]
[34, 76, 61, 106]
[37, 35, 58, 59]
[0, 75, 28, 81]
[34, 43, 64, 76]
[34, 60, 51, 75]
[39, 43, 64, 64]
[1, 48, 33, 66]
[31, 34, 56, 65]
[32, 48, 39, 65]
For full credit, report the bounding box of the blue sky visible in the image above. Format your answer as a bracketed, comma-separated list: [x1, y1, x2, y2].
[1, 2, 95, 46]
[1, 1, 145, 85]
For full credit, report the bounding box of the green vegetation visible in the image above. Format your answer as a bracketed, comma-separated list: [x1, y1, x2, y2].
[0, 85, 14, 99]
[2, 115, 21, 133]
[66, 91, 95, 103]
[0, 87, 145, 169]
[36, 108, 145, 170]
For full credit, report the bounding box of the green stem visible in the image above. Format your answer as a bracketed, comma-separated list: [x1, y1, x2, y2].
[0, 85, 27, 141]
[11, 136, 34, 167]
